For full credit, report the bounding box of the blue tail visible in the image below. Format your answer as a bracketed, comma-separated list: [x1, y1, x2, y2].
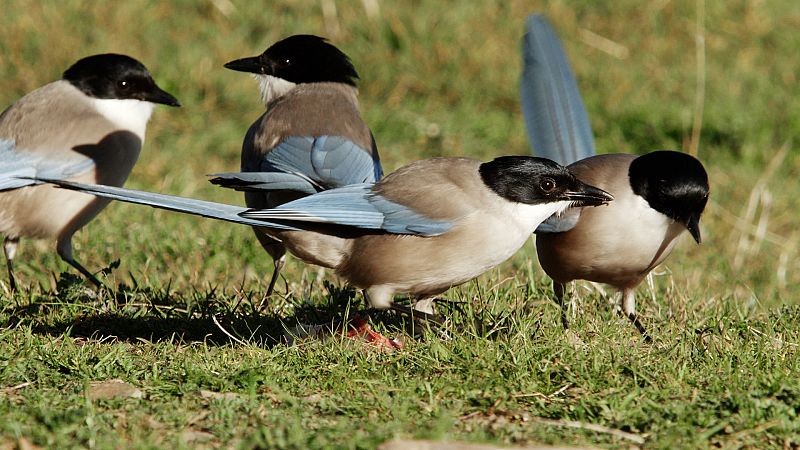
[38, 178, 299, 230]
[40, 178, 451, 237]
[521, 14, 595, 165]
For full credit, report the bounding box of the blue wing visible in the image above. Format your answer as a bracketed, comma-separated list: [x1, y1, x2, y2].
[521, 14, 595, 165]
[208, 172, 319, 194]
[0, 139, 95, 190]
[210, 135, 383, 193]
[240, 184, 453, 237]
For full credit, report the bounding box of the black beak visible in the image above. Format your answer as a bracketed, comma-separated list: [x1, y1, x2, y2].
[224, 55, 266, 74]
[563, 182, 614, 207]
[144, 84, 181, 107]
[686, 215, 702, 244]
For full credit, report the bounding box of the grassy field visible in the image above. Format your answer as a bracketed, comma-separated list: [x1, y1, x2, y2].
[1, 0, 799, 448]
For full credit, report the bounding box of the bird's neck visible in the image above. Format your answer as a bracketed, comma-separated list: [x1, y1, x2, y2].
[254, 75, 360, 109]
[254, 74, 298, 107]
[92, 98, 154, 138]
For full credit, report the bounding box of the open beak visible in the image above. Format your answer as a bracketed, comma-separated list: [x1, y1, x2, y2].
[563, 183, 614, 207]
[224, 55, 265, 74]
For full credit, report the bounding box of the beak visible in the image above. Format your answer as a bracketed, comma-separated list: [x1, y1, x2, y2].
[563, 182, 614, 207]
[686, 215, 702, 244]
[224, 55, 265, 74]
[144, 84, 181, 107]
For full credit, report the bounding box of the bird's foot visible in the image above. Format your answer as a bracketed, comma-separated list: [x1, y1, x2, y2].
[347, 315, 404, 351]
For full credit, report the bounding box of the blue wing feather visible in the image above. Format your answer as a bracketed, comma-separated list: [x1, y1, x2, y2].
[0, 139, 95, 191]
[241, 184, 453, 237]
[214, 135, 383, 194]
[209, 172, 319, 194]
[521, 14, 595, 165]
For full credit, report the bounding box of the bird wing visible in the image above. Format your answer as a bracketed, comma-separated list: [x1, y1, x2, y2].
[521, 14, 595, 166]
[240, 184, 453, 237]
[534, 207, 582, 234]
[210, 135, 382, 193]
[0, 139, 95, 191]
[208, 171, 319, 194]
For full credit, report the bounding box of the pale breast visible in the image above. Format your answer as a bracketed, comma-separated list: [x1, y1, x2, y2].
[0, 81, 146, 239]
[338, 160, 569, 296]
[536, 153, 688, 288]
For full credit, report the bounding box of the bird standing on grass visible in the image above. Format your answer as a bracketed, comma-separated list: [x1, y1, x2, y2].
[214, 35, 382, 296]
[0, 54, 180, 291]
[520, 14, 709, 339]
[40, 155, 612, 312]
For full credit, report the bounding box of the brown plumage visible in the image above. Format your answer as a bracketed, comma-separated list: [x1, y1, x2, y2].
[0, 54, 179, 290]
[535, 152, 709, 339]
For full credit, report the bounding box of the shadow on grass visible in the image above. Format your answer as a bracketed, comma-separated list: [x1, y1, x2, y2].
[1, 269, 545, 348]
[0, 274, 398, 348]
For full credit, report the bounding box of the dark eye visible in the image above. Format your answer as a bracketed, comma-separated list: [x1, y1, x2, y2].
[539, 177, 556, 192]
[117, 80, 131, 91]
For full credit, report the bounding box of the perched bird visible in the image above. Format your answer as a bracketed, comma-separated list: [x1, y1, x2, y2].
[214, 34, 382, 296]
[0, 53, 180, 291]
[521, 15, 709, 338]
[41, 155, 613, 309]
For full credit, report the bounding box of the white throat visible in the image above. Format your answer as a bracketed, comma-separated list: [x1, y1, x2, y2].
[254, 74, 297, 106]
[92, 98, 154, 138]
[509, 200, 575, 232]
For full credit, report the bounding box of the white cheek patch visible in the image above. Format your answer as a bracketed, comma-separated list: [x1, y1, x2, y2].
[92, 98, 154, 138]
[253, 74, 297, 105]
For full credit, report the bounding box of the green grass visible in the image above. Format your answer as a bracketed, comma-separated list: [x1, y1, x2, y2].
[1, 0, 799, 448]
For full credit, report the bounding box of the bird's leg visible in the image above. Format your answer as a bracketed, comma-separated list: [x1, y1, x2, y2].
[56, 237, 102, 287]
[412, 297, 436, 316]
[3, 237, 19, 293]
[254, 230, 287, 297]
[390, 301, 444, 326]
[622, 288, 651, 342]
[265, 254, 285, 297]
[346, 314, 403, 350]
[554, 280, 569, 330]
[344, 288, 402, 350]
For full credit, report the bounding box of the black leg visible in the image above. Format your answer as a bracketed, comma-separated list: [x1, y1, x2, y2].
[554, 280, 569, 330]
[622, 289, 651, 342]
[3, 237, 18, 293]
[56, 238, 102, 288]
[266, 255, 285, 297]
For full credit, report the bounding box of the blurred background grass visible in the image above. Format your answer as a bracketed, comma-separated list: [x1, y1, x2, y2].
[0, 0, 798, 309]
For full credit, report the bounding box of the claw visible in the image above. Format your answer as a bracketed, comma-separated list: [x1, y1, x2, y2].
[347, 316, 404, 351]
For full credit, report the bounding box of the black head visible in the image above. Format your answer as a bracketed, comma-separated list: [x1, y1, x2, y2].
[63, 53, 180, 106]
[629, 150, 709, 243]
[224, 35, 359, 86]
[479, 156, 613, 206]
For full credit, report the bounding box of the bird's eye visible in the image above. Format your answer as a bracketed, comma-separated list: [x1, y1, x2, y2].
[283, 58, 291, 65]
[539, 177, 556, 192]
[117, 80, 130, 90]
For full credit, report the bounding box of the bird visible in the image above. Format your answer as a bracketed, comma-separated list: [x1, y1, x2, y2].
[212, 34, 382, 296]
[0, 53, 180, 291]
[520, 14, 709, 339]
[39, 155, 613, 310]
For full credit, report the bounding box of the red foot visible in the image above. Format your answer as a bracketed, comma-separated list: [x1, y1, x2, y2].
[347, 316, 403, 351]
